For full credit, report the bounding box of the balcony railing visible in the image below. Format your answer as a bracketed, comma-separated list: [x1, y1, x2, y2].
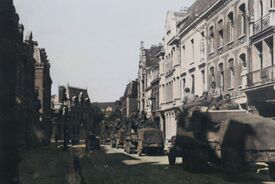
[247, 65, 275, 87]
[253, 13, 271, 35]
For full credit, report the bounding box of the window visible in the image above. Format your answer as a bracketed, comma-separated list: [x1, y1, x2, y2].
[201, 70, 205, 85]
[191, 75, 195, 94]
[218, 63, 225, 90]
[239, 4, 246, 35]
[260, 1, 264, 18]
[191, 39, 194, 61]
[209, 26, 214, 52]
[228, 12, 234, 42]
[210, 67, 215, 82]
[240, 54, 247, 68]
[228, 59, 234, 88]
[218, 20, 224, 48]
[200, 31, 205, 54]
[255, 42, 263, 69]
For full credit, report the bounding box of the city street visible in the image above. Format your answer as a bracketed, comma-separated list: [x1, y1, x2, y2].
[72, 145, 275, 184]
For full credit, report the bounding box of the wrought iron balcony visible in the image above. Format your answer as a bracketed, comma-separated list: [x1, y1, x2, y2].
[253, 13, 271, 35]
[247, 65, 275, 87]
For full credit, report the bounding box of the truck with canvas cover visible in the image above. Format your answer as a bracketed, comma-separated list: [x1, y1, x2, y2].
[168, 108, 275, 180]
[137, 128, 164, 156]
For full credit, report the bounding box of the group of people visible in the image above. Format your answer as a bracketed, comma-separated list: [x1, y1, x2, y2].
[182, 81, 240, 111]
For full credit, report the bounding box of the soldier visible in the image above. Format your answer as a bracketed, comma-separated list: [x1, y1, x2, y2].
[182, 87, 195, 106]
[218, 94, 240, 110]
[209, 82, 223, 101]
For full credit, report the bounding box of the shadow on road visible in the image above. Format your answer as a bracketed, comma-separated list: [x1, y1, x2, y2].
[72, 146, 272, 184]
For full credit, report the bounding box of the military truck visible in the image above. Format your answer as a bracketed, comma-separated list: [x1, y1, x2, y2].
[168, 108, 275, 180]
[137, 128, 164, 156]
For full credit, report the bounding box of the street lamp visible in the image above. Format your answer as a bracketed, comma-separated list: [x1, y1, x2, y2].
[62, 89, 69, 151]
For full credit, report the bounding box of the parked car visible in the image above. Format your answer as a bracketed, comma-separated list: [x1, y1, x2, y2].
[85, 134, 100, 150]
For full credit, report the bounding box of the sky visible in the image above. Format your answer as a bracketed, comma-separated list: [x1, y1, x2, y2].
[14, 0, 194, 102]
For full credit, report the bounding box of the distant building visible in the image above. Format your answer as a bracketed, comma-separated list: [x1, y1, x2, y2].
[138, 42, 162, 117]
[121, 80, 138, 117]
[33, 42, 52, 143]
[52, 85, 94, 143]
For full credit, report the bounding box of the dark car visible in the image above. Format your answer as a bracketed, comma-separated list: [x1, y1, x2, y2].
[85, 134, 100, 150]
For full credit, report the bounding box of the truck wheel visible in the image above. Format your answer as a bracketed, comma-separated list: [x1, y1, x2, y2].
[268, 163, 275, 181]
[222, 148, 241, 181]
[186, 151, 200, 173]
[168, 153, 176, 165]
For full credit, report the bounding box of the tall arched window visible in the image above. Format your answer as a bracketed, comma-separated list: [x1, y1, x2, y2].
[228, 12, 234, 42]
[260, 1, 264, 18]
[228, 59, 235, 88]
[210, 67, 215, 82]
[218, 63, 224, 90]
[239, 4, 246, 35]
[209, 26, 214, 52]
[218, 19, 224, 47]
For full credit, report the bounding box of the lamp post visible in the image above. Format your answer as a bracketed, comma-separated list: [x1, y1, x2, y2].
[62, 92, 69, 151]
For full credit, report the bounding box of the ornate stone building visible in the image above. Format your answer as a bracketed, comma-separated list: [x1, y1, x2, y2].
[137, 42, 162, 117]
[52, 85, 94, 143]
[204, 0, 250, 107]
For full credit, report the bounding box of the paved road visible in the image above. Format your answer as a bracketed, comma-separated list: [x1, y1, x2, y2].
[73, 145, 275, 184]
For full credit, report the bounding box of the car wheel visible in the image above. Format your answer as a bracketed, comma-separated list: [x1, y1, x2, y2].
[269, 162, 275, 181]
[168, 153, 176, 165]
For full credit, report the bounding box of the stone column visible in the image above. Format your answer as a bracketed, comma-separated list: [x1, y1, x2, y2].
[249, 16, 255, 37]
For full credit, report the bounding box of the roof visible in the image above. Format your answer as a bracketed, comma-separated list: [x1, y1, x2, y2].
[145, 45, 162, 67]
[178, 0, 218, 32]
[122, 80, 138, 99]
[66, 85, 89, 100]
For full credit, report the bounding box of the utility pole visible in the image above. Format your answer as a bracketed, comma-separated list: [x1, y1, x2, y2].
[62, 89, 69, 151]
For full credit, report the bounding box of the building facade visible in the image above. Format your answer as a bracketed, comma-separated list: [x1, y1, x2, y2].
[52, 85, 95, 143]
[137, 42, 162, 117]
[121, 80, 138, 117]
[33, 43, 52, 143]
[245, 0, 275, 117]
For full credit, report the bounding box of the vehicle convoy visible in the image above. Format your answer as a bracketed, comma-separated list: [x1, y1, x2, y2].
[168, 108, 275, 180]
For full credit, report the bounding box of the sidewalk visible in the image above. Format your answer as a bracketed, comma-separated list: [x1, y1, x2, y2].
[18, 143, 71, 184]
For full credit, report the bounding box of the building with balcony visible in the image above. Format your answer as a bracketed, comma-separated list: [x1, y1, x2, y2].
[244, 0, 275, 117]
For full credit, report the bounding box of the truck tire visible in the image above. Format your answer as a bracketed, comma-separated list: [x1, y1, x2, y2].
[268, 163, 275, 181]
[168, 153, 176, 165]
[221, 148, 241, 181]
[186, 150, 200, 173]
